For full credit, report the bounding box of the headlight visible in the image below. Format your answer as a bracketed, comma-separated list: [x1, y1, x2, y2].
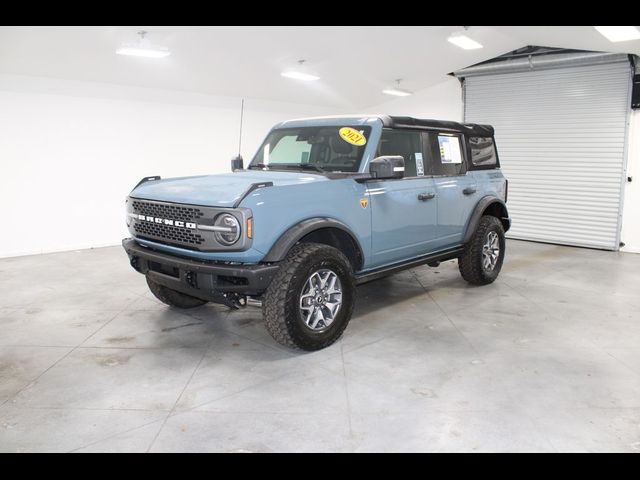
[214, 214, 241, 245]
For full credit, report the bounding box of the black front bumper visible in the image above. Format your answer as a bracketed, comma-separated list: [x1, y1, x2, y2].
[122, 238, 280, 305]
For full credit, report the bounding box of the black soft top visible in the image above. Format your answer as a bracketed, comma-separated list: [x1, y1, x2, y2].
[383, 116, 494, 137]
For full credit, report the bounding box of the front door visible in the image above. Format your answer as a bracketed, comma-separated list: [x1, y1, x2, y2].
[369, 130, 438, 268]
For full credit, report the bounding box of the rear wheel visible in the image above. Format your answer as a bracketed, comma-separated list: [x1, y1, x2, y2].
[146, 276, 207, 309]
[459, 216, 505, 285]
[263, 243, 356, 351]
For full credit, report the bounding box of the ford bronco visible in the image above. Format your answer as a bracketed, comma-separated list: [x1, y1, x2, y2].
[123, 115, 510, 350]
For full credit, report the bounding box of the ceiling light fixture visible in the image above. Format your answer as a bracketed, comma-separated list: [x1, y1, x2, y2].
[382, 79, 413, 97]
[447, 34, 483, 50]
[447, 26, 483, 50]
[281, 60, 320, 82]
[116, 30, 171, 58]
[594, 26, 640, 43]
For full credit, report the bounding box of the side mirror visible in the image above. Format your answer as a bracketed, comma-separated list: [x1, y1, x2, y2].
[231, 155, 244, 171]
[369, 156, 405, 180]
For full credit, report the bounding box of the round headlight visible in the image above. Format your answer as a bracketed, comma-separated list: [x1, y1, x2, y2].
[214, 214, 241, 245]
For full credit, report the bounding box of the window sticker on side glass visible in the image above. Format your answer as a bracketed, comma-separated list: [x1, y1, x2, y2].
[438, 135, 462, 164]
[415, 152, 424, 176]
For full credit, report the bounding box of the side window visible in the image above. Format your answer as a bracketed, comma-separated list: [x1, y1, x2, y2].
[376, 130, 423, 178]
[426, 132, 465, 176]
[469, 136, 497, 168]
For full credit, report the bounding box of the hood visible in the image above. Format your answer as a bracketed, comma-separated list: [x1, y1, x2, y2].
[130, 170, 328, 207]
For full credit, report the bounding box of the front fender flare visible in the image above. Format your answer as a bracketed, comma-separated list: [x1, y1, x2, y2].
[262, 218, 364, 264]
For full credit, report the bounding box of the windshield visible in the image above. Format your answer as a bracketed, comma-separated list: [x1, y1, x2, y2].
[249, 126, 372, 173]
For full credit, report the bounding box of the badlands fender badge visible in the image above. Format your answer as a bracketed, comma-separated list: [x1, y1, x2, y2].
[360, 198, 369, 209]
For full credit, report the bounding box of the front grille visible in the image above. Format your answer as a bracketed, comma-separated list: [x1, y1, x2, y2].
[132, 200, 204, 223]
[130, 199, 208, 249]
[134, 221, 205, 246]
[127, 197, 251, 252]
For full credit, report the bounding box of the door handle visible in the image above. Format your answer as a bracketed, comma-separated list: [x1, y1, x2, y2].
[418, 192, 436, 201]
[463, 187, 477, 195]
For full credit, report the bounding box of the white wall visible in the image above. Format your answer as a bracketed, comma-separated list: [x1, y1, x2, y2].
[365, 77, 463, 121]
[0, 75, 334, 257]
[621, 110, 640, 253]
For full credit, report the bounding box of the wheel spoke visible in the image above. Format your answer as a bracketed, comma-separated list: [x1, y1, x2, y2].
[309, 307, 324, 329]
[325, 301, 340, 317]
[304, 308, 315, 326]
[300, 292, 314, 306]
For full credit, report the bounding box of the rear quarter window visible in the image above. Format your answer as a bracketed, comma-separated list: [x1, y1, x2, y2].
[469, 136, 498, 168]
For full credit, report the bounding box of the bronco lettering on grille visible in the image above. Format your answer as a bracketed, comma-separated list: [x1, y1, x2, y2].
[136, 214, 196, 229]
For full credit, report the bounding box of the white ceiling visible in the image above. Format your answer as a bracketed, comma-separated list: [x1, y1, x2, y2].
[0, 26, 638, 109]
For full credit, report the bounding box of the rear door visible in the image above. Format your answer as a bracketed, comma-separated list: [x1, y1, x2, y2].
[368, 129, 438, 267]
[427, 132, 479, 248]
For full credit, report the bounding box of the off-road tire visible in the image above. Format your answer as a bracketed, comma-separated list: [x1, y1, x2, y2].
[459, 215, 505, 286]
[146, 276, 207, 309]
[263, 243, 356, 351]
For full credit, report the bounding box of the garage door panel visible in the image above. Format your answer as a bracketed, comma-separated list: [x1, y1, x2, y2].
[464, 61, 631, 250]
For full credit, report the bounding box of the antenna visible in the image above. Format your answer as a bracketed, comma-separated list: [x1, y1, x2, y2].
[238, 98, 244, 157]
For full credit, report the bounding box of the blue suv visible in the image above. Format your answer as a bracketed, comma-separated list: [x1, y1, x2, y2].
[123, 115, 510, 350]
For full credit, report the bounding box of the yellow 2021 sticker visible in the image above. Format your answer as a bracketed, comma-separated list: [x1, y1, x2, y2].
[339, 127, 367, 146]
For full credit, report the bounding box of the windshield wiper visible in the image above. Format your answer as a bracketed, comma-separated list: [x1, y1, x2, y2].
[247, 163, 270, 170]
[248, 163, 327, 173]
[286, 164, 326, 173]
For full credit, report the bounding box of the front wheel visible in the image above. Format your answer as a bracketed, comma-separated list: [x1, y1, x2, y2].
[263, 243, 356, 351]
[459, 215, 506, 285]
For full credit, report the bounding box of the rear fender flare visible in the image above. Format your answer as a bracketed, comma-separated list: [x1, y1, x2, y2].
[463, 196, 510, 244]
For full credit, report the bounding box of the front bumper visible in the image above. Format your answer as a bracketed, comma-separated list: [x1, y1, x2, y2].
[122, 238, 280, 305]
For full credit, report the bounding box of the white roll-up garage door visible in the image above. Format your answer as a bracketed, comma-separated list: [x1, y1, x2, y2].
[463, 60, 632, 250]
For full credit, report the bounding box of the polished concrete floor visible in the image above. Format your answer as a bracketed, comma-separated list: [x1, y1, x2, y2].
[0, 239, 639, 452]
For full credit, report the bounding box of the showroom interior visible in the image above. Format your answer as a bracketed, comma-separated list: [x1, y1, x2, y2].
[0, 25, 639, 453]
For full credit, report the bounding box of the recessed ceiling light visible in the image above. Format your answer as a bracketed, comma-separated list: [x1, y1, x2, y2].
[281, 60, 320, 82]
[594, 26, 640, 43]
[447, 33, 483, 50]
[116, 30, 171, 58]
[383, 79, 413, 97]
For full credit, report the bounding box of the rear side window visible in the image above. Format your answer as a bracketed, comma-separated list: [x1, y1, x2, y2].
[425, 132, 465, 176]
[469, 136, 498, 168]
[377, 130, 423, 177]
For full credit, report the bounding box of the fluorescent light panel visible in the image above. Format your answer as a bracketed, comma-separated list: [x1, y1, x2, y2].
[382, 88, 412, 97]
[116, 46, 171, 58]
[447, 34, 483, 50]
[281, 70, 320, 81]
[594, 26, 640, 42]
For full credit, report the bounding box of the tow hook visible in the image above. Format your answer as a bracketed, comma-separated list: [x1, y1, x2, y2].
[185, 271, 197, 288]
[219, 294, 262, 309]
[130, 256, 140, 271]
[216, 292, 244, 309]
